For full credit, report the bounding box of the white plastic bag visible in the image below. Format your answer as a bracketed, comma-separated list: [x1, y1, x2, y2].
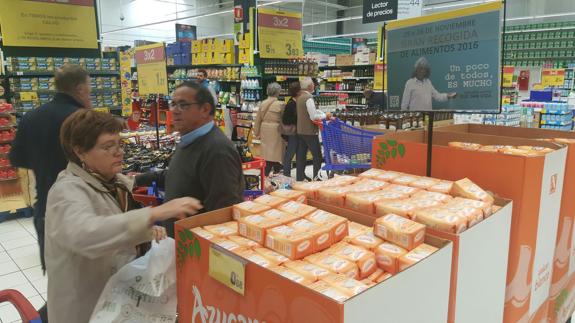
[90, 238, 177, 323]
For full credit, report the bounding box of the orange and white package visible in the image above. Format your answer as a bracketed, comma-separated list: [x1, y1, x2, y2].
[375, 272, 393, 283]
[326, 175, 359, 186]
[375, 242, 408, 274]
[305, 253, 360, 279]
[411, 208, 467, 234]
[254, 194, 288, 208]
[411, 190, 452, 203]
[268, 266, 314, 286]
[317, 186, 353, 207]
[385, 184, 420, 196]
[552, 138, 575, 144]
[407, 197, 443, 209]
[261, 209, 303, 224]
[448, 141, 481, 150]
[451, 178, 494, 203]
[253, 247, 290, 265]
[289, 219, 333, 252]
[227, 235, 260, 249]
[349, 231, 384, 251]
[265, 225, 314, 259]
[203, 221, 238, 237]
[491, 205, 502, 214]
[345, 190, 407, 215]
[427, 181, 454, 194]
[284, 260, 331, 281]
[270, 189, 307, 203]
[501, 147, 535, 156]
[321, 273, 369, 296]
[443, 205, 484, 228]
[309, 281, 351, 302]
[391, 174, 420, 186]
[347, 179, 389, 193]
[291, 181, 326, 199]
[517, 146, 554, 155]
[306, 210, 349, 243]
[235, 249, 280, 268]
[328, 242, 377, 279]
[398, 244, 439, 271]
[211, 238, 245, 252]
[373, 170, 404, 182]
[279, 201, 317, 217]
[375, 199, 418, 219]
[232, 201, 271, 220]
[361, 268, 386, 286]
[343, 222, 372, 243]
[409, 177, 439, 190]
[373, 214, 426, 251]
[238, 215, 283, 244]
[447, 197, 493, 217]
[479, 145, 513, 153]
[191, 227, 216, 241]
[358, 168, 387, 179]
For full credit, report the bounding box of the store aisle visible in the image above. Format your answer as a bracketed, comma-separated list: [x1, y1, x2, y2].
[0, 217, 45, 323]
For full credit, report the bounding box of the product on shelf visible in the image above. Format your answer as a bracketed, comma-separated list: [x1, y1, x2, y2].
[263, 59, 318, 76]
[398, 244, 439, 271]
[373, 214, 426, 251]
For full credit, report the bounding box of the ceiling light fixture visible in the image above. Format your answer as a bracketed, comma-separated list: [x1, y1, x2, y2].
[309, 31, 378, 41]
[303, 15, 362, 27]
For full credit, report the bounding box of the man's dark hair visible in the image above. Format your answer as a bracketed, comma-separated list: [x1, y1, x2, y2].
[55, 64, 90, 94]
[288, 81, 301, 98]
[176, 81, 216, 115]
[198, 69, 208, 77]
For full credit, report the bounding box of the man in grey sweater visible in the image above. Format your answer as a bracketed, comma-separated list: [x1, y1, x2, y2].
[136, 82, 244, 237]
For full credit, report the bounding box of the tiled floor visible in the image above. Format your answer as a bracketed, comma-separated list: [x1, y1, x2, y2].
[0, 217, 45, 323]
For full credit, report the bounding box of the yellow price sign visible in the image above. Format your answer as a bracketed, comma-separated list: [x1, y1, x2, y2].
[258, 8, 303, 59]
[502, 66, 515, 87]
[94, 107, 110, 113]
[541, 69, 565, 88]
[135, 43, 169, 95]
[19, 92, 38, 101]
[374, 64, 385, 91]
[208, 245, 246, 295]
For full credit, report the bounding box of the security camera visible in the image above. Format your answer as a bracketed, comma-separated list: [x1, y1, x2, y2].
[120, 13, 125, 21]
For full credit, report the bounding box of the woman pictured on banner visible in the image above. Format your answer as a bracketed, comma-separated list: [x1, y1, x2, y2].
[401, 57, 457, 111]
[253, 82, 286, 175]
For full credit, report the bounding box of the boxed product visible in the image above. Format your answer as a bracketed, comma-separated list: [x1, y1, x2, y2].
[375, 242, 408, 274]
[278, 201, 317, 218]
[411, 208, 467, 234]
[261, 209, 302, 224]
[345, 190, 408, 215]
[270, 189, 307, 203]
[203, 221, 237, 237]
[373, 214, 426, 250]
[306, 209, 349, 243]
[265, 225, 314, 259]
[399, 244, 439, 271]
[372, 127, 559, 323]
[375, 199, 418, 219]
[175, 202, 452, 323]
[254, 194, 289, 208]
[237, 215, 282, 244]
[289, 219, 333, 252]
[232, 201, 271, 220]
[327, 242, 378, 279]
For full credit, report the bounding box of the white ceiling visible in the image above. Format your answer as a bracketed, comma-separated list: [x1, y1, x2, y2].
[96, 0, 575, 48]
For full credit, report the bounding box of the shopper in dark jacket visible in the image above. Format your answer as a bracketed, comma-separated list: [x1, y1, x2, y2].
[136, 82, 244, 237]
[9, 64, 91, 322]
[282, 81, 300, 176]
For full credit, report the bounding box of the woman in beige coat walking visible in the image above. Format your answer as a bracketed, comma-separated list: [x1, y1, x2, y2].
[254, 82, 286, 175]
[44, 110, 202, 323]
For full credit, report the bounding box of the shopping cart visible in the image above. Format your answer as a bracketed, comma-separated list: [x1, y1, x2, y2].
[321, 118, 382, 173]
[0, 289, 42, 322]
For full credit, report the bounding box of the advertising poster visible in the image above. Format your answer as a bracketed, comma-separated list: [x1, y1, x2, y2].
[0, 0, 98, 49]
[258, 8, 303, 59]
[176, 24, 197, 42]
[352, 38, 368, 54]
[386, 2, 503, 112]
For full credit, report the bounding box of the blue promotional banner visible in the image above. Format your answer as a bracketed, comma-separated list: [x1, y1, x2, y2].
[386, 2, 503, 112]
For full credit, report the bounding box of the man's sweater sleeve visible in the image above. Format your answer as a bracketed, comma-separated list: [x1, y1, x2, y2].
[200, 146, 244, 211]
[135, 170, 167, 189]
[9, 115, 31, 169]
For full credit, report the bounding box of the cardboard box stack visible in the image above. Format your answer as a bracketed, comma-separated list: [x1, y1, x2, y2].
[189, 194, 441, 303]
[191, 38, 235, 65]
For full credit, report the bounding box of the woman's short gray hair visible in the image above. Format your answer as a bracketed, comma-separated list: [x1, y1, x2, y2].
[300, 77, 313, 90]
[267, 82, 282, 97]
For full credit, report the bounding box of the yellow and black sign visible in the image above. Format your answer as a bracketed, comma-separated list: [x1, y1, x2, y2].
[257, 8, 303, 59]
[209, 245, 246, 295]
[135, 43, 169, 96]
[0, 0, 98, 49]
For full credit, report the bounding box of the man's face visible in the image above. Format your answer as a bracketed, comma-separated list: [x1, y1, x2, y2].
[170, 86, 212, 135]
[76, 77, 92, 108]
[197, 72, 206, 83]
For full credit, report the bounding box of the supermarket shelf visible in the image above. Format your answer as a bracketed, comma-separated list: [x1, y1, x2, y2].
[167, 64, 242, 69]
[505, 47, 575, 52]
[242, 75, 262, 78]
[6, 71, 119, 77]
[242, 87, 262, 90]
[505, 56, 575, 61]
[505, 26, 575, 34]
[319, 90, 364, 94]
[346, 104, 367, 107]
[320, 65, 375, 70]
[540, 120, 573, 126]
[504, 37, 575, 43]
[241, 99, 259, 102]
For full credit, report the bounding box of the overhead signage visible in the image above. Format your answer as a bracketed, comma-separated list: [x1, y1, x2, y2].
[175, 24, 197, 42]
[135, 43, 168, 96]
[257, 8, 303, 59]
[386, 2, 503, 112]
[0, 0, 98, 50]
[362, 0, 399, 24]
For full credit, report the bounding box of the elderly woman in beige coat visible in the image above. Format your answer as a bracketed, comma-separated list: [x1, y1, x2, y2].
[45, 109, 202, 323]
[254, 82, 286, 175]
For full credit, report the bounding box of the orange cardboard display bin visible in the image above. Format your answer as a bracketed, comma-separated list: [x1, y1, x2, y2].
[371, 129, 567, 323]
[436, 124, 575, 323]
[314, 194, 512, 323]
[175, 201, 453, 323]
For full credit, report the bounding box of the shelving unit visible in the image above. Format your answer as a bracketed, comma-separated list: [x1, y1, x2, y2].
[318, 64, 374, 109]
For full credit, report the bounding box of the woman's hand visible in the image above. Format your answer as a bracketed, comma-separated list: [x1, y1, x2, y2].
[149, 197, 203, 225]
[447, 93, 457, 99]
[151, 226, 167, 242]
